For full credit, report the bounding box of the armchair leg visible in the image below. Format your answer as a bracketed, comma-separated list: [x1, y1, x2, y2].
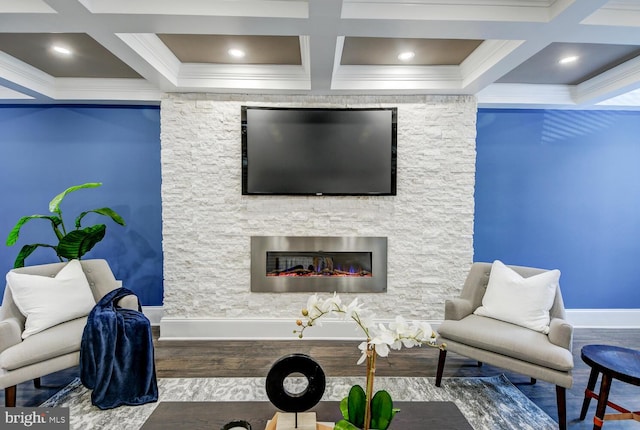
[5, 385, 16, 407]
[556, 385, 567, 430]
[435, 349, 447, 387]
[34, 377, 41, 388]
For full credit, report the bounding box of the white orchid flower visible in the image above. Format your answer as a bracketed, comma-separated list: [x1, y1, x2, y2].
[295, 294, 440, 363]
[389, 315, 409, 335]
[343, 298, 362, 320]
[414, 321, 434, 341]
[306, 293, 319, 309]
[305, 294, 323, 319]
[370, 324, 398, 355]
[320, 293, 339, 314]
[357, 341, 369, 365]
[294, 295, 443, 430]
[371, 340, 390, 357]
[400, 337, 420, 348]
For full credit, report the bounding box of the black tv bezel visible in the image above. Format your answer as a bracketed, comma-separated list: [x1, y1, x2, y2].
[241, 106, 397, 196]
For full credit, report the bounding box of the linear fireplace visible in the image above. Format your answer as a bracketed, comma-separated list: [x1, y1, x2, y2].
[251, 236, 387, 293]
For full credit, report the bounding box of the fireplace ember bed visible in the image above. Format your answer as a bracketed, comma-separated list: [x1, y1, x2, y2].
[267, 251, 373, 278]
[251, 236, 387, 293]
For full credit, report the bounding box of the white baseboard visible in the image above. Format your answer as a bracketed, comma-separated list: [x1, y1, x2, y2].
[141, 306, 164, 326]
[565, 309, 640, 328]
[158, 309, 640, 340]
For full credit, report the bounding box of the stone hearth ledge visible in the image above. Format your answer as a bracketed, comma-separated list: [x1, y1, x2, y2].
[157, 309, 640, 340]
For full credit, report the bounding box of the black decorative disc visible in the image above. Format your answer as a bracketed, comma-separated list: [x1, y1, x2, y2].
[221, 420, 251, 430]
[265, 353, 326, 412]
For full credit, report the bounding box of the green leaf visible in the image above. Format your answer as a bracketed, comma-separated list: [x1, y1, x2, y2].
[334, 420, 361, 430]
[6, 215, 62, 246]
[347, 385, 366, 428]
[339, 396, 349, 420]
[13, 244, 57, 268]
[75, 207, 126, 228]
[56, 225, 106, 260]
[48, 182, 102, 213]
[370, 390, 394, 430]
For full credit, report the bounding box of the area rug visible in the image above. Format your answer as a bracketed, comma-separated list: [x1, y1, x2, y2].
[41, 375, 558, 429]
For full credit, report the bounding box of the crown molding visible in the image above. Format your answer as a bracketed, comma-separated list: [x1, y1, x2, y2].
[574, 55, 640, 106]
[0, 51, 55, 99]
[477, 83, 576, 108]
[53, 78, 163, 102]
[177, 64, 310, 91]
[332, 65, 462, 92]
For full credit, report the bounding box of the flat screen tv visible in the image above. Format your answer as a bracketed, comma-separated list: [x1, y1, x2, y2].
[241, 106, 397, 196]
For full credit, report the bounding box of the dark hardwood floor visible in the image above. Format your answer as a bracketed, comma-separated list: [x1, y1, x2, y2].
[4, 328, 639, 429]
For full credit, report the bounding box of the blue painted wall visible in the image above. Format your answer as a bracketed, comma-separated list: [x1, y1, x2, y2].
[3, 105, 638, 310]
[475, 109, 640, 309]
[0, 105, 162, 306]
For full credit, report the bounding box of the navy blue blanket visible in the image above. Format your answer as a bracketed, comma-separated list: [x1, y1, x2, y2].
[80, 287, 158, 410]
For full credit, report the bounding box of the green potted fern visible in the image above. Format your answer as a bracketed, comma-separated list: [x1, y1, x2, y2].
[5, 182, 126, 268]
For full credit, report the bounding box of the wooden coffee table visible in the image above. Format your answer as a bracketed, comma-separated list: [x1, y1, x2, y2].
[579, 344, 640, 429]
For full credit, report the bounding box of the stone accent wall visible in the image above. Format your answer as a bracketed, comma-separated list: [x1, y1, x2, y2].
[160, 94, 477, 323]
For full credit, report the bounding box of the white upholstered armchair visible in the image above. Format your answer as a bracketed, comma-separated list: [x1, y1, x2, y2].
[0, 259, 138, 406]
[435, 261, 574, 430]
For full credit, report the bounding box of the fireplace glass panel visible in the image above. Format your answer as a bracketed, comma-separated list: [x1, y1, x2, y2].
[266, 251, 373, 277]
[251, 236, 387, 293]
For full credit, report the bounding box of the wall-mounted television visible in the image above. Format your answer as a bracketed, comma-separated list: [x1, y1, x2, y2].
[241, 106, 397, 196]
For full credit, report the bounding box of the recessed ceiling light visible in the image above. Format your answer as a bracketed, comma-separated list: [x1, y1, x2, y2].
[397, 51, 415, 62]
[52, 45, 72, 56]
[559, 55, 578, 65]
[228, 48, 246, 58]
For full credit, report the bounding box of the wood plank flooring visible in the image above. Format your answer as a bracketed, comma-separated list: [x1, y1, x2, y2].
[4, 327, 640, 429]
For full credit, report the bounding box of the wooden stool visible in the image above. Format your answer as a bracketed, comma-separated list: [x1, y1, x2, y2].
[579, 345, 640, 429]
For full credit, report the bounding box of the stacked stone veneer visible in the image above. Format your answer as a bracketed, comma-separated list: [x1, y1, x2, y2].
[160, 93, 477, 325]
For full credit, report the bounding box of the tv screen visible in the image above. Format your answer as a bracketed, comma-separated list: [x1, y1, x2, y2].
[241, 106, 397, 195]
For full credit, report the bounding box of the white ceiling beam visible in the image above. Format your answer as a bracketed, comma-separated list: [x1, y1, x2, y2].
[582, 0, 640, 27]
[0, 0, 55, 13]
[78, 0, 308, 19]
[0, 0, 639, 106]
[116, 34, 181, 90]
[449, 0, 613, 100]
[460, 40, 524, 92]
[341, 0, 552, 22]
[307, 0, 342, 93]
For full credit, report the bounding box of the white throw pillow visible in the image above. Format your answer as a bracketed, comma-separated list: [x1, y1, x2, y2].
[6, 259, 96, 339]
[474, 260, 560, 334]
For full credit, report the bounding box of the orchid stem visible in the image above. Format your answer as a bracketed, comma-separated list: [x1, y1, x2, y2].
[364, 342, 376, 430]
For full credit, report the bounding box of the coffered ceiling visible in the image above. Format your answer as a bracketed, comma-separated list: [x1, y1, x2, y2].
[1, 0, 640, 108]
